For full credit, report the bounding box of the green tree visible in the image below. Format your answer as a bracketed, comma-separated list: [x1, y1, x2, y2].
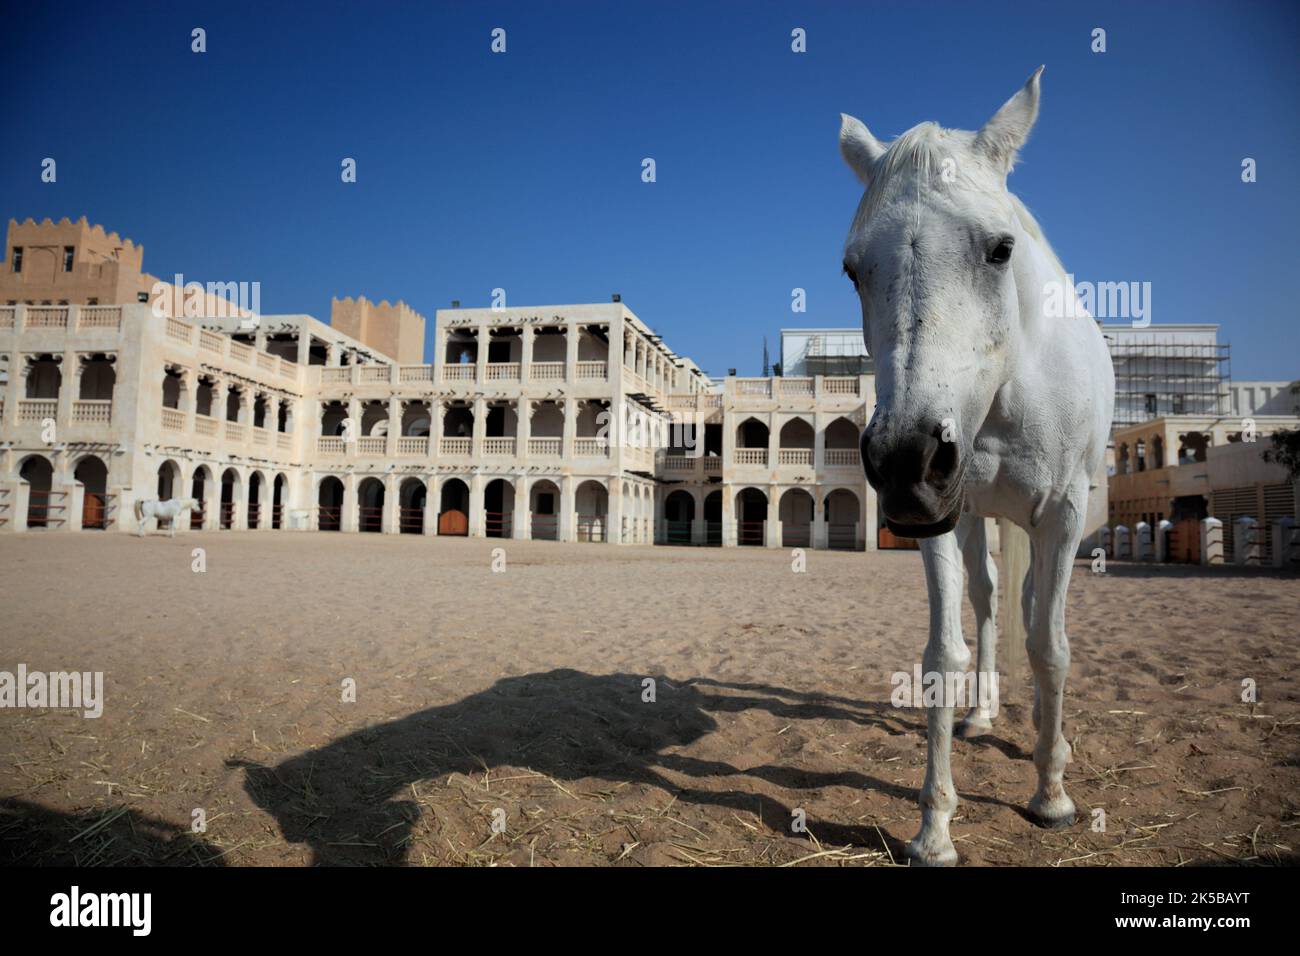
[1262, 428, 1300, 482]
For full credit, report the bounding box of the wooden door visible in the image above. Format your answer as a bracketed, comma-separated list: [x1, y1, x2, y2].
[438, 509, 468, 536]
[82, 492, 105, 529]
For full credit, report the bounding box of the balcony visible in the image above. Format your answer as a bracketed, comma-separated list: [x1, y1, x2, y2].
[483, 437, 516, 455]
[18, 399, 57, 423]
[528, 437, 562, 457]
[442, 366, 475, 383]
[317, 436, 345, 455]
[355, 436, 386, 455]
[161, 407, 186, 431]
[72, 400, 112, 425]
[195, 415, 219, 437]
[531, 362, 565, 381]
[224, 422, 244, 442]
[396, 436, 428, 455]
[399, 366, 434, 383]
[359, 366, 391, 384]
[778, 448, 814, 466]
[27, 307, 69, 329]
[734, 448, 767, 466]
[574, 437, 608, 457]
[252, 426, 270, 446]
[486, 362, 520, 382]
[576, 361, 608, 381]
[825, 448, 861, 468]
[440, 437, 471, 456]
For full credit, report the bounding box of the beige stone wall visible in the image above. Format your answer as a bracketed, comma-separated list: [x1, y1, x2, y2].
[330, 296, 425, 364]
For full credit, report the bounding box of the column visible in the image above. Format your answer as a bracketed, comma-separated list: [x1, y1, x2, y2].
[469, 473, 485, 537]
[388, 396, 402, 455]
[721, 483, 736, 547]
[471, 397, 486, 458]
[562, 397, 576, 460]
[608, 477, 623, 544]
[565, 323, 580, 381]
[297, 327, 311, 365]
[813, 490, 828, 549]
[520, 325, 535, 383]
[765, 484, 781, 548]
[432, 402, 445, 457]
[424, 475, 441, 535]
[474, 325, 489, 384]
[383, 474, 400, 534]
[512, 475, 530, 540]
[341, 474, 358, 532]
[58, 352, 75, 426]
[560, 475, 575, 542]
[517, 399, 531, 457]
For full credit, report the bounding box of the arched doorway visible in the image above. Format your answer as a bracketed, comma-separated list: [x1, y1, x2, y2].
[778, 419, 815, 466]
[190, 465, 212, 530]
[438, 478, 469, 535]
[575, 480, 608, 542]
[780, 488, 814, 547]
[74, 455, 109, 530]
[530, 480, 560, 540]
[318, 476, 344, 531]
[20, 455, 55, 529]
[483, 478, 514, 538]
[663, 490, 696, 545]
[358, 477, 385, 532]
[826, 489, 862, 550]
[735, 488, 768, 546]
[247, 471, 265, 529]
[399, 478, 426, 534]
[219, 469, 240, 529]
[156, 460, 181, 500]
[703, 490, 723, 546]
[272, 474, 287, 529]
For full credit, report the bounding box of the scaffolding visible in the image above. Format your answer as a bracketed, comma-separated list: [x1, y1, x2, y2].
[1107, 339, 1231, 431]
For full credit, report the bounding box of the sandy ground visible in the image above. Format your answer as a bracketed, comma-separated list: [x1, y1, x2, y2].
[0, 531, 1296, 867]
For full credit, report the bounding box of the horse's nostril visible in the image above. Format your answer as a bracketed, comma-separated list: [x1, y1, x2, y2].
[927, 424, 960, 484]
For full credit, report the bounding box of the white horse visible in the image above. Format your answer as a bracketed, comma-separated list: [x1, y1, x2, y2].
[839, 67, 1113, 865]
[134, 497, 199, 537]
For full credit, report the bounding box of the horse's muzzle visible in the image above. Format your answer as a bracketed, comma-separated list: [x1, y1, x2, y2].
[862, 421, 966, 538]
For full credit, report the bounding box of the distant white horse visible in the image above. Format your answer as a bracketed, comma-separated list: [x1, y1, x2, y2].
[135, 497, 199, 537]
[839, 68, 1113, 865]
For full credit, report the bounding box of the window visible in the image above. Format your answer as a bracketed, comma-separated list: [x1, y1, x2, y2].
[137, 292, 149, 303]
[63, 246, 74, 272]
[87, 297, 98, 305]
[1144, 393, 1157, 415]
[11, 247, 21, 273]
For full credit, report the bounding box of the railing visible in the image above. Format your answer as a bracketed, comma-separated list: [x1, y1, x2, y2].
[778, 448, 814, 466]
[318, 506, 341, 531]
[735, 448, 767, 466]
[399, 506, 424, 533]
[83, 492, 112, 530]
[828, 523, 858, 550]
[229, 341, 253, 364]
[18, 399, 58, 423]
[574, 438, 607, 457]
[72, 400, 112, 424]
[825, 448, 860, 468]
[442, 365, 475, 382]
[528, 437, 561, 456]
[359, 366, 391, 383]
[576, 361, 608, 380]
[220, 501, 236, 529]
[703, 457, 722, 474]
[531, 513, 559, 540]
[0, 306, 15, 328]
[28, 307, 69, 329]
[483, 437, 516, 455]
[736, 379, 771, 397]
[317, 436, 345, 455]
[823, 377, 860, 396]
[79, 306, 122, 330]
[358, 506, 383, 532]
[161, 407, 186, 431]
[396, 436, 429, 455]
[199, 330, 225, 353]
[531, 362, 565, 381]
[782, 523, 812, 547]
[399, 366, 434, 383]
[664, 520, 693, 545]
[779, 378, 815, 397]
[195, 415, 218, 436]
[277, 432, 292, 451]
[486, 362, 520, 381]
[252, 426, 270, 446]
[256, 352, 277, 373]
[247, 503, 261, 529]
[662, 455, 695, 471]
[278, 359, 297, 381]
[576, 514, 607, 542]
[26, 489, 68, 528]
[321, 367, 350, 383]
[166, 317, 193, 344]
[224, 421, 244, 442]
[485, 511, 513, 538]
[356, 436, 386, 455]
[738, 520, 766, 546]
[440, 437, 471, 455]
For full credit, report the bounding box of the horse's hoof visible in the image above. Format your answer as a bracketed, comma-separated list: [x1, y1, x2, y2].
[904, 837, 959, 867]
[955, 716, 993, 739]
[1028, 794, 1076, 829]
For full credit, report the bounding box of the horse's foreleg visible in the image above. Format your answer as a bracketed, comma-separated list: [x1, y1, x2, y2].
[955, 515, 997, 738]
[1025, 495, 1085, 829]
[907, 531, 969, 867]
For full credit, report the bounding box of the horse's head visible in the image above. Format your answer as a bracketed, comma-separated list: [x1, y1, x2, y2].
[840, 68, 1043, 537]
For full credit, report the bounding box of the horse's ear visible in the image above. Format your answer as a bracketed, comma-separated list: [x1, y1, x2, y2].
[840, 113, 886, 186]
[975, 66, 1043, 173]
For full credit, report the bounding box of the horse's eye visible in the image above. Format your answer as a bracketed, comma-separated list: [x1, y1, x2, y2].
[842, 262, 858, 287]
[986, 237, 1014, 265]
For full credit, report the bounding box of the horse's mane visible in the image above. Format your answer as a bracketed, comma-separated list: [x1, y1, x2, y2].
[849, 122, 1066, 279]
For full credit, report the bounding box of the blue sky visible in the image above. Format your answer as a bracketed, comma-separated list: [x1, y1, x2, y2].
[2, 1, 1296, 379]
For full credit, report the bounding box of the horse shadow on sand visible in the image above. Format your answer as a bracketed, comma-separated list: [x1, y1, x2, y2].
[228, 668, 1031, 865]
